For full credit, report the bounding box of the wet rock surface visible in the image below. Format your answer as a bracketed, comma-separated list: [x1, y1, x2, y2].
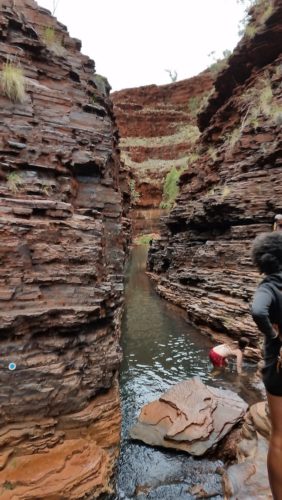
[0, 0, 128, 497]
[118, 445, 223, 499]
[130, 377, 248, 456]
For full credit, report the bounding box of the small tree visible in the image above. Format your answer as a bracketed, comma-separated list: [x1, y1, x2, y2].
[165, 69, 178, 82]
[52, 0, 60, 14]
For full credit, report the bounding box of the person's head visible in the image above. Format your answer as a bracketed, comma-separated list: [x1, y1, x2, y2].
[238, 336, 249, 351]
[274, 214, 282, 231]
[251, 232, 282, 275]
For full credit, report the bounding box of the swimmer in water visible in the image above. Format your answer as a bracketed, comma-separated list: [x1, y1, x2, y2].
[209, 337, 249, 374]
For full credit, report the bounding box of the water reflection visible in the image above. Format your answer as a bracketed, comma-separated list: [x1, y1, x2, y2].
[117, 246, 262, 499]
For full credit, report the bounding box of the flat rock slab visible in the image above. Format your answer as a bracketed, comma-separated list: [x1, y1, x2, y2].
[130, 377, 248, 456]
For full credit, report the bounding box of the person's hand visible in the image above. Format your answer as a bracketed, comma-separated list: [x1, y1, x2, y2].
[272, 324, 280, 339]
[273, 323, 278, 333]
[272, 324, 282, 341]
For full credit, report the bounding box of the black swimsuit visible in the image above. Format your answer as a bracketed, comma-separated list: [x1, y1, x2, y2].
[252, 275, 282, 396]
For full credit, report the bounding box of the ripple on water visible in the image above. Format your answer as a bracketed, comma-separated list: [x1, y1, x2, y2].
[117, 246, 263, 499]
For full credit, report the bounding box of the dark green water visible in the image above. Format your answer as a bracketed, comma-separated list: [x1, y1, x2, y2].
[116, 246, 263, 499]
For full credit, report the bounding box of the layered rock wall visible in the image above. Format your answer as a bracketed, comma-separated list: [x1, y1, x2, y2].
[148, 0, 282, 345]
[112, 74, 214, 235]
[0, 0, 128, 497]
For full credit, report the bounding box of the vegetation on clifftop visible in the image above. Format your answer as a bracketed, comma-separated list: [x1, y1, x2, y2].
[238, 0, 274, 38]
[160, 166, 185, 210]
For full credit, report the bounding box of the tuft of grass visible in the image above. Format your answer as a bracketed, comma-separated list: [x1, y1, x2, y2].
[242, 78, 279, 125]
[134, 233, 156, 245]
[1, 62, 26, 103]
[259, 84, 273, 116]
[225, 128, 241, 149]
[41, 180, 53, 196]
[245, 24, 257, 38]
[208, 146, 218, 162]
[188, 96, 201, 115]
[160, 166, 184, 210]
[187, 152, 200, 165]
[3, 481, 15, 491]
[93, 74, 110, 96]
[260, 3, 274, 25]
[43, 27, 56, 44]
[242, 1, 273, 39]
[7, 172, 23, 193]
[129, 179, 140, 204]
[221, 185, 231, 199]
[42, 27, 65, 56]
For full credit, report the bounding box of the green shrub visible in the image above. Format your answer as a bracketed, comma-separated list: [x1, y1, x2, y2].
[160, 166, 184, 210]
[129, 179, 140, 204]
[43, 27, 56, 44]
[1, 62, 26, 103]
[134, 234, 155, 245]
[188, 96, 201, 114]
[93, 74, 110, 96]
[42, 27, 65, 56]
[242, 79, 277, 125]
[7, 172, 23, 193]
[241, 0, 273, 39]
[3, 481, 14, 491]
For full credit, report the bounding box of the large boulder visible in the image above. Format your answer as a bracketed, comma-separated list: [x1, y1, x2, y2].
[130, 377, 248, 456]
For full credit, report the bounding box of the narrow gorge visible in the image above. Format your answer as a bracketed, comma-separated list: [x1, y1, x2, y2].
[0, 0, 281, 499]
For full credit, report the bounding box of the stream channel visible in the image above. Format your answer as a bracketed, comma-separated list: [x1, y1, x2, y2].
[116, 245, 263, 500]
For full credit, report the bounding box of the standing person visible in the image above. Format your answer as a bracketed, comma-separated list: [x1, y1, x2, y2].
[251, 232, 282, 500]
[209, 337, 249, 374]
[273, 214, 282, 232]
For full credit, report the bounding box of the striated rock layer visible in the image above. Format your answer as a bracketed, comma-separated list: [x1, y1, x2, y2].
[223, 401, 272, 499]
[148, 0, 282, 346]
[112, 73, 214, 234]
[0, 0, 128, 497]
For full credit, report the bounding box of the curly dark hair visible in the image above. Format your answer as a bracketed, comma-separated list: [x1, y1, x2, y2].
[252, 232, 282, 274]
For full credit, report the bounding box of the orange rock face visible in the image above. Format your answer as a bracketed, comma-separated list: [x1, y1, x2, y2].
[147, 0, 282, 345]
[0, 0, 128, 496]
[0, 384, 121, 499]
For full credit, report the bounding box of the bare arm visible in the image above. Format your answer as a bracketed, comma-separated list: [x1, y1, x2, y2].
[235, 349, 243, 374]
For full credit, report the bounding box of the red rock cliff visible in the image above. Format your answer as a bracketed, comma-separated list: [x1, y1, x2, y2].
[148, 0, 282, 346]
[0, 0, 128, 497]
[112, 74, 214, 235]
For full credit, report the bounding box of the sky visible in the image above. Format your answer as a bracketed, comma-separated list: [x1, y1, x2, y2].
[36, 0, 247, 92]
